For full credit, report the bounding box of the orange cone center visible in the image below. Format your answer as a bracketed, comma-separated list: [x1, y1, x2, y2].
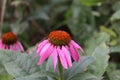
[2, 32, 18, 45]
[48, 30, 71, 46]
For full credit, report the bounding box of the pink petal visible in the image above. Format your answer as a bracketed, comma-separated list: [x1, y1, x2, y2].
[0, 40, 3, 48]
[36, 40, 49, 57]
[38, 40, 48, 47]
[52, 48, 58, 71]
[9, 45, 14, 51]
[69, 44, 80, 62]
[4, 44, 8, 50]
[39, 43, 51, 56]
[17, 41, 24, 52]
[71, 40, 84, 52]
[57, 47, 68, 69]
[65, 45, 69, 49]
[13, 44, 18, 51]
[2, 44, 6, 49]
[38, 45, 54, 65]
[36, 43, 51, 58]
[62, 46, 72, 67]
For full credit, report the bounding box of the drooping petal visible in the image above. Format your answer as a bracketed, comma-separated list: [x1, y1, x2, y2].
[69, 44, 80, 62]
[62, 46, 72, 67]
[38, 40, 48, 47]
[4, 44, 8, 49]
[51, 47, 58, 71]
[0, 40, 3, 48]
[17, 41, 24, 52]
[38, 45, 54, 65]
[57, 47, 68, 69]
[37, 40, 48, 53]
[9, 45, 14, 51]
[13, 43, 18, 51]
[39, 43, 51, 56]
[35, 43, 50, 58]
[71, 40, 84, 52]
[2, 44, 6, 49]
[36, 41, 49, 57]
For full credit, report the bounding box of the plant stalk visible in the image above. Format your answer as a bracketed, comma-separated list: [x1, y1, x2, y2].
[58, 58, 64, 80]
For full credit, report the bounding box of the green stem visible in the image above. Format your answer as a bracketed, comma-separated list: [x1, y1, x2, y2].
[58, 58, 64, 80]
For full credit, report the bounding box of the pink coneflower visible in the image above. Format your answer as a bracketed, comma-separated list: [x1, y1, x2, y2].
[0, 32, 24, 52]
[36, 30, 84, 70]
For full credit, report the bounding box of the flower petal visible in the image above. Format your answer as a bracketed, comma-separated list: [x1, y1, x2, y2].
[9, 45, 14, 51]
[69, 44, 80, 62]
[4, 44, 8, 50]
[38, 40, 48, 47]
[39, 43, 51, 56]
[62, 46, 72, 67]
[37, 40, 48, 53]
[36, 40, 49, 57]
[35, 43, 50, 58]
[71, 40, 84, 52]
[57, 47, 68, 69]
[38, 45, 54, 65]
[0, 40, 3, 48]
[52, 48, 58, 71]
[13, 43, 18, 51]
[17, 41, 24, 52]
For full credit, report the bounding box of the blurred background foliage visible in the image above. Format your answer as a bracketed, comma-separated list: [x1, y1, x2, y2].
[0, 0, 120, 80]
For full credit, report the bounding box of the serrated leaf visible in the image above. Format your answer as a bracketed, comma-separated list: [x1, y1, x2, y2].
[69, 73, 100, 80]
[64, 56, 94, 80]
[108, 70, 120, 80]
[110, 45, 120, 53]
[85, 32, 110, 55]
[0, 50, 48, 80]
[107, 63, 120, 80]
[0, 62, 13, 80]
[85, 32, 110, 78]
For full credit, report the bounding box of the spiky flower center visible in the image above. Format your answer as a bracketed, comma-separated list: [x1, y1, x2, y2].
[2, 32, 18, 45]
[48, 30, 71, 46]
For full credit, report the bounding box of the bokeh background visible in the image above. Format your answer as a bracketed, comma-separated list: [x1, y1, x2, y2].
[0, 0, 120, 80]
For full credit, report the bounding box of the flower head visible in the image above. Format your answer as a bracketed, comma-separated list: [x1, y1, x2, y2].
[0, 32, 24, 52]
[36, 30, 84, 70]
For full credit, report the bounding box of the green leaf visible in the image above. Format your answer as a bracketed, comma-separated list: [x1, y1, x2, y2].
[100, 26, 117, 38]
[85, 32, 110, 78]
[64, 56, 94, 80]
[0, 62, 13, 80]
[46, 57, 59, 80]
[106, 62, 120, 80]
[80, 0, 106, 6]
[0, 74, 13, 80]
[111, 10, 120, 21]
[112, 1, 120, 11]
[110, 45, 120, 53]
[108, 70, 120, 80]
[0, 50, 48, 80]
[65, 0, 96, 44]
[69, 73, 100, 80]
[112, 23, 120, 36]
[112, 23, 120, 44]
